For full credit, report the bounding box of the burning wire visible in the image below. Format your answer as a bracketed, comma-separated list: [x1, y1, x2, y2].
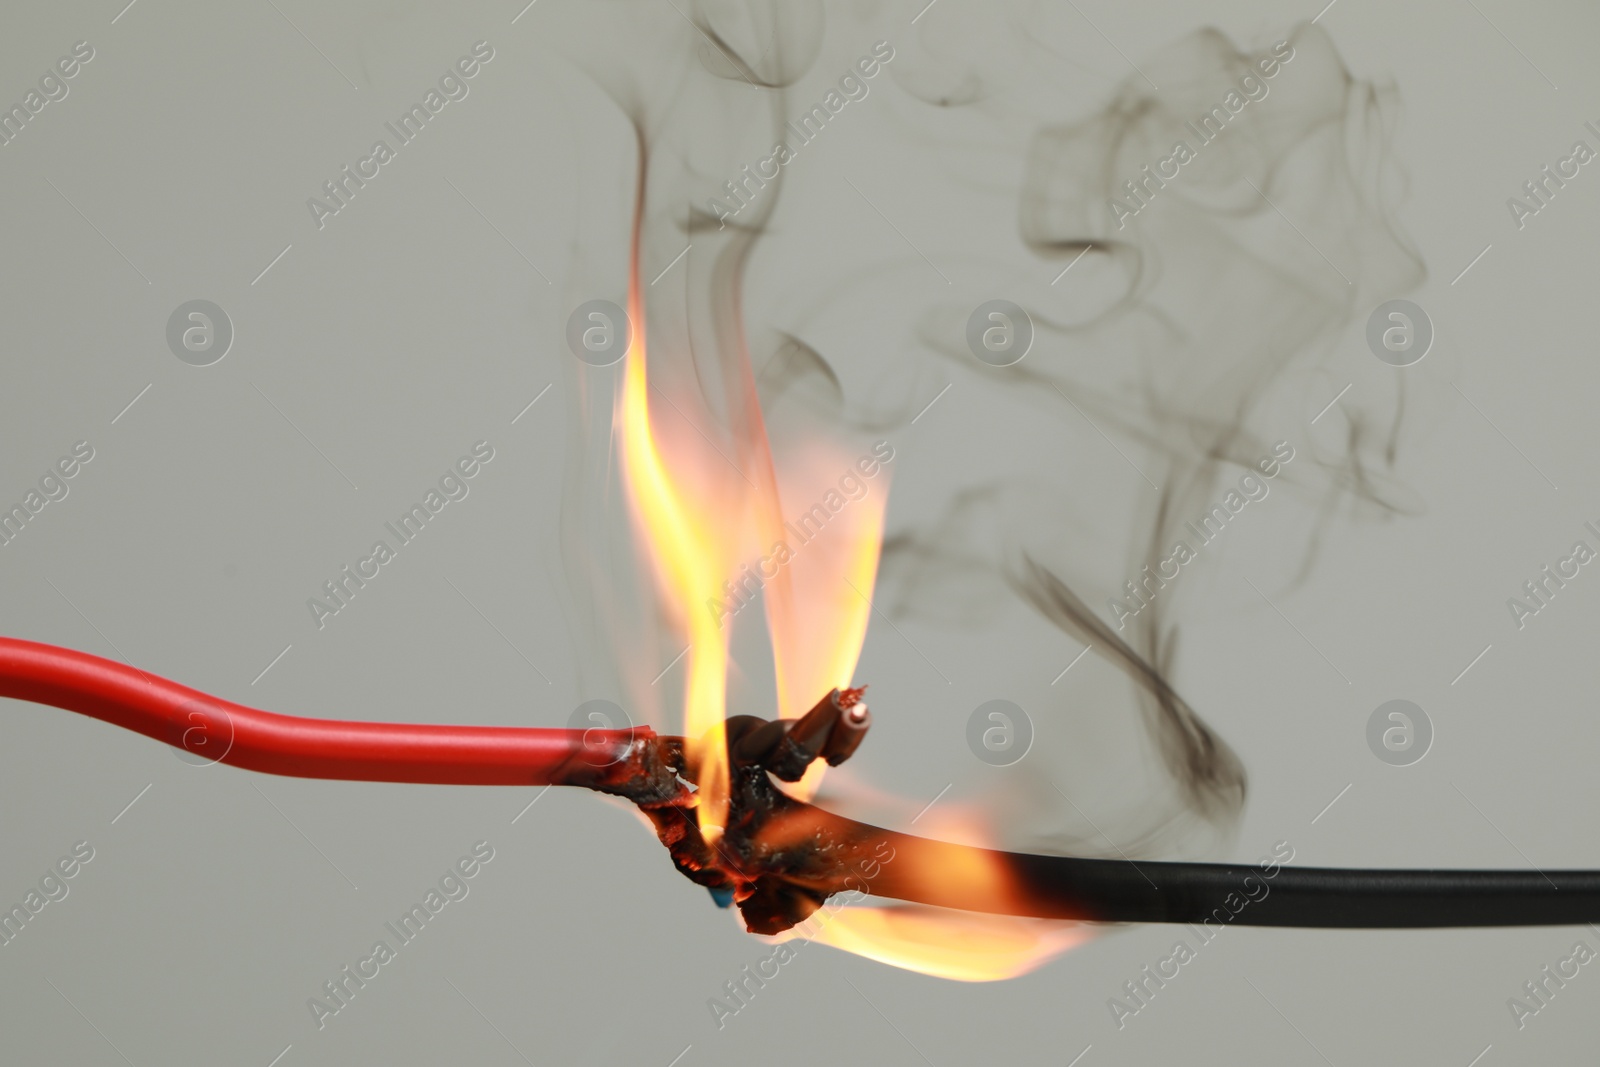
[6, 635, 1599, 944]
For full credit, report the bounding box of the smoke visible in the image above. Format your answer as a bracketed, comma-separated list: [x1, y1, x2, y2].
[551, 4, 1424, 861]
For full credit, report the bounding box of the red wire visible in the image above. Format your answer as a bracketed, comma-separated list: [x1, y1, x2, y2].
[0, 637, 644, 785]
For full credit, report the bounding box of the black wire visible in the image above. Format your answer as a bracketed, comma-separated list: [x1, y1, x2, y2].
[813, 813, 1600, 928]
[1005, 855, 1600, 927]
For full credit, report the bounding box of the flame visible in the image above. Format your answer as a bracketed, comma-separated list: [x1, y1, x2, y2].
[615, 194, 886, 836]
[612, 168, 1082, 984]
[617, 308, 732, 833]
[763, 454, 886, 802]
[788, 807, 1093, 979]
[776, 906, 1095, 982]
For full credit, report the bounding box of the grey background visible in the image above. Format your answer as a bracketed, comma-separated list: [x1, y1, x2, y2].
[2, 0, 1598, 1064]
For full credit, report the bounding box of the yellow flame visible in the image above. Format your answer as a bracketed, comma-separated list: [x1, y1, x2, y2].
[769, 809, 1094, 978]
[777, 906, 1094, 982]
[616, 276, 736, 837]
[614, 210, 890, 830]
[811, 498, 884, 696]
[612, 217, 1087, 981]
[612, 206, 1098, 981]
[769, 478, 886, 802]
